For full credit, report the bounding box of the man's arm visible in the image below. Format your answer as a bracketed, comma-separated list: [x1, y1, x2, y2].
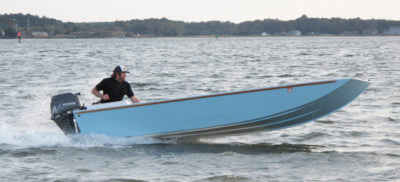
[130, 96, 140, 103]
[92, 87, 109, 101]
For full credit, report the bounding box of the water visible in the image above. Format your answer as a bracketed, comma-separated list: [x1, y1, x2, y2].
[0, 37, 399, 181]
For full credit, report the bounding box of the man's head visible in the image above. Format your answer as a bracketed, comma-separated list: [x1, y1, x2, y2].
[113, 66, 130, 74]
[112, 66, 129, 82]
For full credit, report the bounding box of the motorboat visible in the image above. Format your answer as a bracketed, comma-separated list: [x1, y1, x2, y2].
[50, 78, 369, 139]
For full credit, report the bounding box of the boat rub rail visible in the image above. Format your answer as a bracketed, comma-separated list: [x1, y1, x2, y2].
[76, 80, 336, 115]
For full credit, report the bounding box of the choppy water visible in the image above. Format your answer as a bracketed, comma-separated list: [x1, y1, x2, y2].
[0, 37, 399, 181]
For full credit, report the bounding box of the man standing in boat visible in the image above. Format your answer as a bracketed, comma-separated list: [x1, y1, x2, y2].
[92, 66, 140, 104]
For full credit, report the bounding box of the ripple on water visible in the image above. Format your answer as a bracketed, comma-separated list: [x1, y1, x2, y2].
[387, 117, 399, 122]
[9, 147, 57, 158]
[380, 139, 400, 146]
[296, 132, 329, 142]
[391, 102, 400, 106]
[315, 120, 335, 124]
[197, 175, 250, 182]
[75, 168, 93, 173]
[106, 179, 148, 182]
[145, 143, 321, 154]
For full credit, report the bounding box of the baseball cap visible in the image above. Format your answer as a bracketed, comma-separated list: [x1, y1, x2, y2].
[113, 66, 130, 73]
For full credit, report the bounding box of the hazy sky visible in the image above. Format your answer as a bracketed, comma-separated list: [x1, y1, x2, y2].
[2, 0, 400, 23]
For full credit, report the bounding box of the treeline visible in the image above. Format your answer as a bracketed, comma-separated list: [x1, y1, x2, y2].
[1, 13, 400, 38]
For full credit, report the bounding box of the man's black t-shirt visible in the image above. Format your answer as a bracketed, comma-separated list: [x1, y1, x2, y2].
[95, 77, 134, 103]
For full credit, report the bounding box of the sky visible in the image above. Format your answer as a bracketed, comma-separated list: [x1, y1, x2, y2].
[1, 0, 400, 23]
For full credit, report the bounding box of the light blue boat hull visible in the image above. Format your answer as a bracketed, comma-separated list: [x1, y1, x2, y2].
[73, 79, 369, 139]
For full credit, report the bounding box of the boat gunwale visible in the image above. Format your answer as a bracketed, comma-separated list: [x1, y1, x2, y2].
[75, 80, 337, 115]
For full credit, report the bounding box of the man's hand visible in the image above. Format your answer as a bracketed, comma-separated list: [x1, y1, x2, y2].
[130, 96, 140, 103]
[102, 94, 110, 100]
[92, 87, 109, 101]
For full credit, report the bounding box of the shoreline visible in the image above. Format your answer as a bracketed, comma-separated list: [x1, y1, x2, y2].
[2, 34, 400, 40]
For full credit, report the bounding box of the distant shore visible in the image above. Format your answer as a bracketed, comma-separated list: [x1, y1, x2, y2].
[2, 14, 400, 39]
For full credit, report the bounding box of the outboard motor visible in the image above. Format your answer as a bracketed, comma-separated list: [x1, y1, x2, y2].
[51, 93, 83, 135]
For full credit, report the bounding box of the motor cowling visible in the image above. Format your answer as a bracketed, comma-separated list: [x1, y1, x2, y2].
[50, 93, 83, 134]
